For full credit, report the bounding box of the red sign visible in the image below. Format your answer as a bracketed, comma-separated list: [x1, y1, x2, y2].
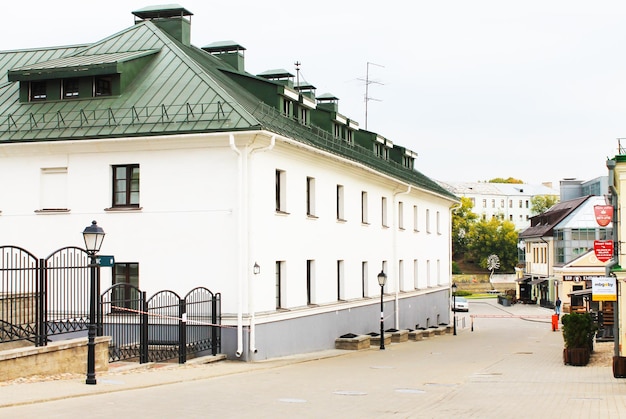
[594, 240, 613, 262]
[594, 205, 613, 227]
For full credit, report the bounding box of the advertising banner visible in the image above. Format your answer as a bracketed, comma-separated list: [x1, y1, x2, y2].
[592, 277, 617, 301]
[594, 240, 613, 262]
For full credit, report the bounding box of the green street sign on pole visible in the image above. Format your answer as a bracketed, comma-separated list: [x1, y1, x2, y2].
[96, 255, 115, 267]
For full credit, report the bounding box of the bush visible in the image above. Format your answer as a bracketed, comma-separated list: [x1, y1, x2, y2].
[452, 261, 462, 274]
[561, 312, 596, 350]
[455, 290, 472, 297]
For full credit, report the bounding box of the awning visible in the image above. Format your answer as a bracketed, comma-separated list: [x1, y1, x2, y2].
[515, 276, 531, 283]
[568, 288, 592, 297]
[529, 279, 547, 285]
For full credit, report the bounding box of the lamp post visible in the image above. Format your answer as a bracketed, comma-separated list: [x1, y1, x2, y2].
[83, 220, 105, 385]
[253, 262, 260, 275]
[377, 270, 387, 350]
[451, 282, 457, 336]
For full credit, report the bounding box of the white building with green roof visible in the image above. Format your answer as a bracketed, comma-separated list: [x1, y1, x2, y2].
[0, 5, 458, 360]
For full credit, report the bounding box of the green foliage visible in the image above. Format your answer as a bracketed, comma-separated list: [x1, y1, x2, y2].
[465, 218, 519, 272]
[561, 312, 597, 349]
[452, 197, 478, 259]
[531, 195, 559, 215]
[488, 177, 523, 184]
[455, 290, 472, 297]
[452, 261, 462, 274]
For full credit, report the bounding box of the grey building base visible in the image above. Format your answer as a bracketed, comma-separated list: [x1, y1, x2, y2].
[221, 289, 450, 361]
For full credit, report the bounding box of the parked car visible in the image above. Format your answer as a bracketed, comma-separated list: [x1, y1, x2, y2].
[452, 296, 469, 312]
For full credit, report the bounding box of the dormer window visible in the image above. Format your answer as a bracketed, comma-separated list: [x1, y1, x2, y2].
[375, 143, 388, 159]
[63, 78, 79, 98]
[30, 81, 47, 101]
[95, 76, 112, 97]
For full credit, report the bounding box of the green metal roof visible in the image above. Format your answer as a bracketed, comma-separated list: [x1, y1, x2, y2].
[0, 15, 457, 202]
[8, 50, 160, 81]
[132, 4, 193, 19]
[202, 41, 246, 53]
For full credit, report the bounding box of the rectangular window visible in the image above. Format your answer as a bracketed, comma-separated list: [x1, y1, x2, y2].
[482, 199, 487, 208]
[398, 201, 404, 230]
[334, 123, 341, 138]
[361, 191, 369, 224]
[40, 167, 68, 210]
[413, 259, 419, 289]
[413, 205, 419, 231]
[30, 81, 47, 101]
[398, 260, 405, 290]
[112, 263, 139, 311]
[525, 200, 529, 208]
[95, 76, 112, 96]
[282, 99, 292, 117]
[337, 260, 345, 301]
[491, 199, 495, 208]
[426, 209, 431, 233]
[509, 200, 513, 208]
[436, 211, 441, 234]
[361, 261, 368, 298]
[346, 130, 353, 144]
[381, 197, 388, 227]
[299, 107, 308, 125]
[306, 177, 316, 216]
[336, 184, 345, 220]
[276, 169, 286, 212]
[63, 78, 79, 98]
[500, 199, 505, 208]
[306, 260, 315, 305]
[519, 200, 523, 208]
[426, 260, 431, 287]
[112, 164, 140, 207]
[275, 261, 284, 309]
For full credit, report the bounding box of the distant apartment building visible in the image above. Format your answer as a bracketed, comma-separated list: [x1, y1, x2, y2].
[560, 177, 608, 201]
[438, 181, 559, 231]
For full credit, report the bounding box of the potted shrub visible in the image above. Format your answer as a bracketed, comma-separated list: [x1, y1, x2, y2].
[561, 312, 596, 366]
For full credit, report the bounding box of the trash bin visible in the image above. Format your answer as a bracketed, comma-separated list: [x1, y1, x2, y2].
[552, 314, 559, 331]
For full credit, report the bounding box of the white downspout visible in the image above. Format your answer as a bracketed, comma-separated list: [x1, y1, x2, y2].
[229, 134, 245, 357]
[393, 184, 412, 328]
[248, 136, 275, 354]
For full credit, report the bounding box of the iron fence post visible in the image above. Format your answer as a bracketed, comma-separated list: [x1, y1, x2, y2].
[140, 292, 148, 364]
[37, 258, 46, 347]
[179, 298, 186, 364]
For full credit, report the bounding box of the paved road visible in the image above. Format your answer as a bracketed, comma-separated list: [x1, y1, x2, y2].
[1, 299, 625, 418]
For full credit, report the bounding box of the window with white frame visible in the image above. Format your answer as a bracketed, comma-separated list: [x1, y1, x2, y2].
[381, 197, 388, 227]
[337, 260, 345, 301]
[398, 260, 405, 290]
[276, 261, 285, 309]
[398, 201, 404, 230]
[306, 177, 316, 217]
[413, 205, 418, 231]
[436, 211, 441, 234]
[40, 167, 68, 211]
[413, 259, 419, 289]
[336, 185, 345, 221]
[306, 260, 315, 305]
[276, 169, 287, 213]
[426, 209, 431, 233]
[361, 261, 368, 298]
[361, 191, 369, 224]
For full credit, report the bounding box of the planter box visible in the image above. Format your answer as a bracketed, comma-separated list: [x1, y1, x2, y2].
[369, 333, 392, 347]
[390, 329, 409, 343]
[564, 347, 590, 366]
[434, 327, 447, 336]
[408, 330, 424, 341]
[421, 329, 434, 338]
[613, 356, 626, 378]
[335, 335, 370, 351]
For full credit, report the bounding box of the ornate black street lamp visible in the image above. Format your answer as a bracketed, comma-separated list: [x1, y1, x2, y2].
[451, 282, 457, 336]
[378, 270, 387, 350]
[83, 220, 105, 385]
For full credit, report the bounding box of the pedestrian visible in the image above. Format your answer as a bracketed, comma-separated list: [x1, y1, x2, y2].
[555, 297, 561, 316]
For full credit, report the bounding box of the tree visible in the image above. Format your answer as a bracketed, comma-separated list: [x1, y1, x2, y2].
[488, 177, 523, 184]
[452, 197, 478, 259]
[465, 217, 519, 272]
[531, 195, 559, 215]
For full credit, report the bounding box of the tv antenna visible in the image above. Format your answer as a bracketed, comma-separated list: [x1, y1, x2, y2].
[358, 62, 384, 130]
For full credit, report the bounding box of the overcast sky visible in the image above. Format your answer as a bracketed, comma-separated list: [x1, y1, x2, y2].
[3, 1, 625, 187]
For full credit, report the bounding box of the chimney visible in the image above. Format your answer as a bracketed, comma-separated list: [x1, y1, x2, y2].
[202, 41, 246, 72]
[132, 5, 193, 46]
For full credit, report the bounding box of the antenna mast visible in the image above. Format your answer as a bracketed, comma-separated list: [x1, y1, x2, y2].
[361, 62, 384, 130]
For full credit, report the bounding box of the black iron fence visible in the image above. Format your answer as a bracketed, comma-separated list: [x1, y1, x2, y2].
[1, 245, 221, 364]
[101, 285, 221, 364]
[0, 245, 90, 346]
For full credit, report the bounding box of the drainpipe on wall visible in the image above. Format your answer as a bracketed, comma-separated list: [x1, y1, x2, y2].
[607, 158, 620, 358]
[393, 184, 411, 328]
[229, 134, 245, 357]
[247, 135, 275, 355]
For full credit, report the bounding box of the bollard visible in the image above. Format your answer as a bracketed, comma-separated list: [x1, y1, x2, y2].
[551, 314, 559, 331]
